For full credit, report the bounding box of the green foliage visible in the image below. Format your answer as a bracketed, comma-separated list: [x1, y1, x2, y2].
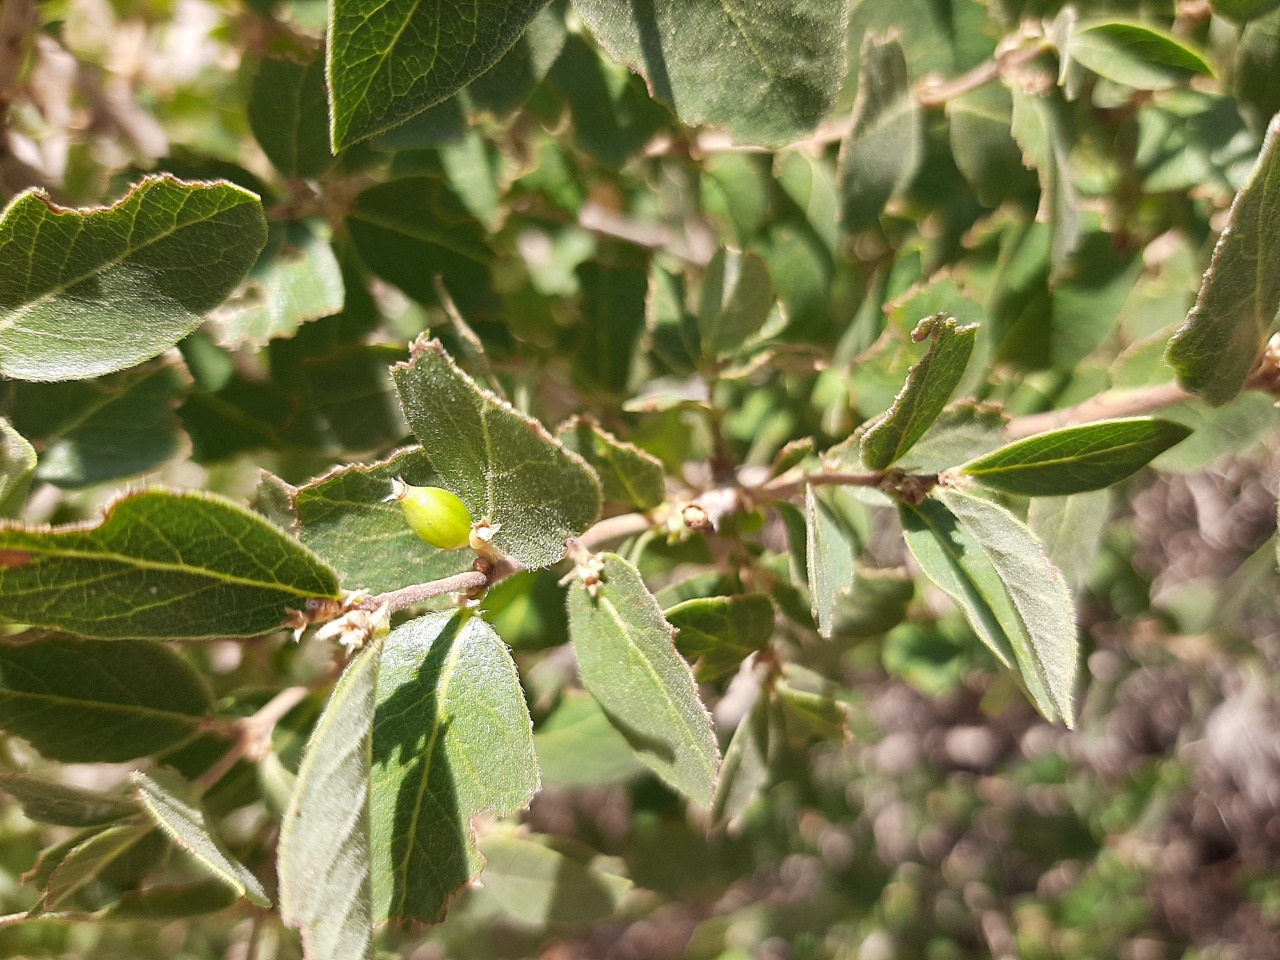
[0, 1, 1278, 956]
[0, 489, 339, 639]
[959, 418, 1193, 496]
[0, 177, 265, 381]
[393, 339, 600, 568]
[567, 554, 720, 805]
[1166, 113, 1280, 404]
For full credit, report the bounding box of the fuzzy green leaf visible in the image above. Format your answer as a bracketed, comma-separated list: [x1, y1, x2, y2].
[959, 418, 1192, 496]
[1166, 114, 1280, 405]
[0, 176, 265, 382]
[0, 774, 138, 827]
[393, 339, 601, 569]
[0, 488, 339, 639]
[1029, 490, 1111, 591]
[840, 35, 922, 232]
[249, 55, 334, 178]
[370, 611, 539, 923]
[533, 690, 647, 788]
[279, 640, 379, 960]
[900, 494, 1077, 726]
[567, 554, 720, 805]
[572, 0, 848, 147]
[666, 593, 774, 682]
[41, 822, 156, 913]
[805, 487, 856, 639]
[0, 417, 35, 518]
[327, 0, 548, 148]
[0, 637, 211, 762]
[710, 693, 771, 829]
[293, 447, 473, 594]
[133, 771, 269, 906]
[558, 418, 665, 512]
[861, 314, 978, 470]
[7, 363, 188, 489]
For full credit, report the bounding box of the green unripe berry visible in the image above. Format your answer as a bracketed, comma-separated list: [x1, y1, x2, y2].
[387, 478, 473, 550]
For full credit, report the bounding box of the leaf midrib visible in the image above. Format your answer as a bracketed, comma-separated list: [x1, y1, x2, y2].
[12, 544, 325, 598]
[0, 187, 240, 335]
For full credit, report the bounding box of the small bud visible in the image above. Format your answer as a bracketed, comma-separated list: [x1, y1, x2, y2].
[388, 478, 473, 550]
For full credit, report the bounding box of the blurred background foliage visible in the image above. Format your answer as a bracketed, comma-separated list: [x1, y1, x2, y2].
[2, 0, 1280, 957]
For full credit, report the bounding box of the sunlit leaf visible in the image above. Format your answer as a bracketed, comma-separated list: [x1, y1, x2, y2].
[572, 0, 848, 147]
[279, 640, 380, 960]
[393, 339, 600, 569]
[959, 418, 1192, 496]
[1166, 114, 1280, 405]
[0, 488, 339, 639]
[567, 554, 719, 804]
[0, 177, 265, 381]
[370, 611, 539, 922]
[328, 0, 548, 148]
[133, 771, 270, 907]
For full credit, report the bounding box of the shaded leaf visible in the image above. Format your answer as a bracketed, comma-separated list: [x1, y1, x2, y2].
[212, 221, 344, 348]
[294, 447, 473, 594]
[0, 417, 35, 517]
[466, 4, 568, 117]
[132, 771, 269, 907]
[107, 879, 241, 920]
[392, 339, 601, 569]
[711, 693, 771, 829]
[0, 176, 266, 382]
[840, 35, 922, 232]
[346, 178, 493, 316]
[666, 593, 774, 682]
[1010, 88, 1081, 274]
[776, 666, 851, 743]
[1029, 490, 1111, 591]
[534, 690, 647, 788]
[1166, 114, 1280, 405]
[279, 640, 379, 960]
[572, 0, 848, 147]
[0, 774, 138, 827]
[546, 34, 670, 168]
[0, 488, 339, 639]
[249, 55, 334, 178]
[575, 254, 648, 392]
[567, 554, 719, 805]
[861, 314, 978, 470]
[370, 611, 539, 922]
[947, 83, 1036, 207]
[476, 830, 632, 929]
[1214, 0, 1280, 20]
[558, 417, 665, 512]
[327, 0, 548, 148]
[959, 418, 1192, 496]
[6, 363, 188, 489]
[41, 822, 156, 913]
[0, 637, 211, 762]
[698, 248, 774, 360]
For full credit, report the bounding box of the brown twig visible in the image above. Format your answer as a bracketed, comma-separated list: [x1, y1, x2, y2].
[195, 685, 311, 791]
[357, 570, 491, 615]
